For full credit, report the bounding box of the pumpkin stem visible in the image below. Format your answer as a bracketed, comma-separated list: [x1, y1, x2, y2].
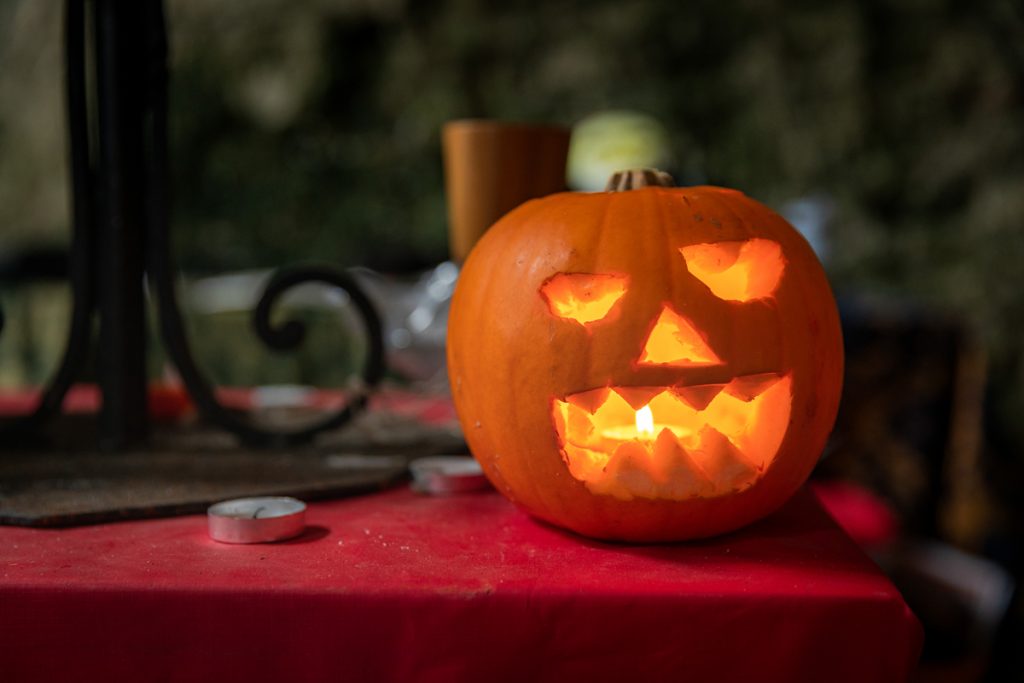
[605, 168, 676, 192]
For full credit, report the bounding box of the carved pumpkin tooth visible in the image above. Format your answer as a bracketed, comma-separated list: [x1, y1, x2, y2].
[724, 373, 785, 401]
[672, 383, 728, 411]
[567, 386, 612, 415]
[665, 461, 718, 499]
[591, 390, 638, 428]
[613, 386, 666, 410]
[562, 443, 609, 483]
[649, 428, 682, 472]
[722, 375, 793, 470]
[600, 441, 657, 501]
[563, 401, 596, 446]
[644, 429, 714, 498]
[685, 426, 759, 493]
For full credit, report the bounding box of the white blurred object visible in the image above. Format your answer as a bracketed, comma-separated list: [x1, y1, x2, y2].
[568, 110, 672, 191]
[351, 261, 457, 386]
[901, 540, 1014, 639]
[780, 194, 835, 264]
[409, 456, 489, 495]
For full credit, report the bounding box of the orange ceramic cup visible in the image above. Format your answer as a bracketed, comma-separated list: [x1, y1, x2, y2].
[442, 120, 570, 263]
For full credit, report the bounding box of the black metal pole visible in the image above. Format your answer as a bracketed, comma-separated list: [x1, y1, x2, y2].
[29, 0, 98, 425]
[94, 0, 149, 449]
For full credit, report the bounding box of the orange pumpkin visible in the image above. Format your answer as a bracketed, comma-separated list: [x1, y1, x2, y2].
[447, 169, 843, 541]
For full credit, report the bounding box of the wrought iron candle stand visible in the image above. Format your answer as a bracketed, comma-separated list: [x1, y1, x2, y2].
[1, 0, 384, 453]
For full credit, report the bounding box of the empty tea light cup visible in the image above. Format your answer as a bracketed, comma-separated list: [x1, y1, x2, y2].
[409, 456, 490, 494]
[207, 496, 307, 544]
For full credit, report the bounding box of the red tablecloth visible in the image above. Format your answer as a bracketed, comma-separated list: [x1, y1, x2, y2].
[0, 485, 921, 682]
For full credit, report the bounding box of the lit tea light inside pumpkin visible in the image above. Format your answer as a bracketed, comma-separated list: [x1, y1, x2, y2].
[635, 404, 654, 439]
[598, 404, 674, 442]
[596, 402, 701, 481]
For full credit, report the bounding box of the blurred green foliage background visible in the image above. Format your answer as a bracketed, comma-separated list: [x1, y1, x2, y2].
[1, 0, 1023, 434]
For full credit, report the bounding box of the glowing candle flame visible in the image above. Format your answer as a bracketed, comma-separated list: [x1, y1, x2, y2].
[635, 405, 655, 439]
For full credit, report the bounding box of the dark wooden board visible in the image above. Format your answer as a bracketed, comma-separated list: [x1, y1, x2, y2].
[0, 408, 466, 527]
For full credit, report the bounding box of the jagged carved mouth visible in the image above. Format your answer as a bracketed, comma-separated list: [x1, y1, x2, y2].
[552, 374, 793, 501]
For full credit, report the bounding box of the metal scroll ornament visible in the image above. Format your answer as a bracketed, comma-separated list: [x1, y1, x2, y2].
[1, 0, 383, 449]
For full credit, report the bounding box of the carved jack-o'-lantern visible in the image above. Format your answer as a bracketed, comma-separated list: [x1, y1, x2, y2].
[447, 169, 843, 541]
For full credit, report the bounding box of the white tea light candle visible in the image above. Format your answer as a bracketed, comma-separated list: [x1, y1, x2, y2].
[207, 496, 307, 544]
[409, 456, 489, 494]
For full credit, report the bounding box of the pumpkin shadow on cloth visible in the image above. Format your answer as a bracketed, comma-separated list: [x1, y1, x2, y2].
[528, 487, 881, 581]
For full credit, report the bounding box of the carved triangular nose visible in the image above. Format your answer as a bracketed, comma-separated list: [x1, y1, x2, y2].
[637, 305, 723, 367]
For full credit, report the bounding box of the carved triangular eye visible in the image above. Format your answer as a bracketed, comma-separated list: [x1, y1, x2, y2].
[540, 273, 628, 326]
[638, 305, 722, 367]
[680, 239, 784, 302]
